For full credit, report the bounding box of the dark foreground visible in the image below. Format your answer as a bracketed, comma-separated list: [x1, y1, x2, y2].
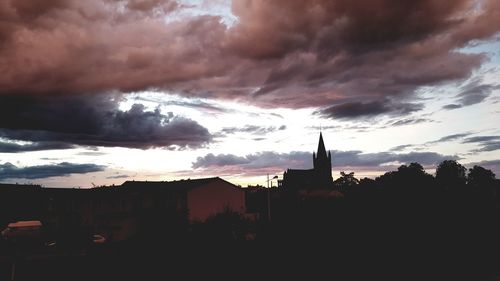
[1, 205, 499, 281]
[1, 242, 498, 281]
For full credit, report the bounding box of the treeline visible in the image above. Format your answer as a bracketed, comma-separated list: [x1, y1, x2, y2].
[334, 160, 497, 200]
[257, 160, 500, 279]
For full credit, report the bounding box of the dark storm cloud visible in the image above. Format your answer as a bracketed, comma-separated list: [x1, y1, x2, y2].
[318, 100, 423, 119]
[0, 95, 212, 149]
[192, 150, 457, 173]
[0, 0, 499, 114]
[0, 141, 74, 153]
[0, 162, 105, 180]
[221, 125, 286, 135]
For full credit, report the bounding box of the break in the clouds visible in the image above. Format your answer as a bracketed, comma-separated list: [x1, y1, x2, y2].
[192, 150, 458, 176]
[0, 94, 212, 150]
[1, 0, 500, 112]
[0, 162, 105, 180]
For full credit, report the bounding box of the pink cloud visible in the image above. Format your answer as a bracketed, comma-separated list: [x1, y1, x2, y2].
[0, 0, 499, 112]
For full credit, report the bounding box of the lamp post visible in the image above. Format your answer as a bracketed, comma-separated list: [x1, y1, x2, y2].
[266, 174, 279, 222]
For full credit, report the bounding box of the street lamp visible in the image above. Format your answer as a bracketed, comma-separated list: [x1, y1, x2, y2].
[266, 174, 279, 222]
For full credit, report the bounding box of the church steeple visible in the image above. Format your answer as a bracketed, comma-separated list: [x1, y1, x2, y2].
[316, 132, 327, 159]
[282, 131, 334, 190]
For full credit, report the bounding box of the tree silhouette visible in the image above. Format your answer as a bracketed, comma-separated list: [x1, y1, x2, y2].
[333, 171, 359, 191]
[467, 165, 496, 187]
[467, 165, 496, 201]
[435, 160, 466, 190]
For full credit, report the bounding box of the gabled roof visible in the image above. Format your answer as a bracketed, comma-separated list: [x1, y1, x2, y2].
[120, 177, 239, 191]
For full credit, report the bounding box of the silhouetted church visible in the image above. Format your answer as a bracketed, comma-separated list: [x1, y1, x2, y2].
[280, 132, 333, 189]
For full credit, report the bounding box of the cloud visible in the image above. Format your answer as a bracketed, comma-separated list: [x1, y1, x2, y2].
[458, 84, 494, 106]
[429, 133, 472, 144]
[390, 144, 414, 152]
[463, 136, 500, 143]
[0, 162, 105, 180]
[466, 159, 500, 176]
[106, 174, 130, 179]
[220, 125, 286, 135]
[477, 142, 500, 152]
[192, 153, 252, 169]
[387, 117, 433, 127]
[0, 0, 499, 115]
[317, 100, 423, 119]
[0, 94, 212, 150]
[463, 135, 500, 152]
[427, 134, 500, 152]
[0, 141, 74, 153]
[332, 150, 458, 167]
[192, 150, 458, 176]
[132, 95, 229, 114]
[442, 104, 463, 110]
[444, 80, 500, 109]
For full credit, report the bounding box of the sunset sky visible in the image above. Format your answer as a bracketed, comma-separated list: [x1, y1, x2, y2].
[0, 0, 499, 187]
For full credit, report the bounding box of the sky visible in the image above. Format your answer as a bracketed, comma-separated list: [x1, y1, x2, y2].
[0, 0, 499, 187]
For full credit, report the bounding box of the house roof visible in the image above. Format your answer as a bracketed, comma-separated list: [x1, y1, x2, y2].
[120, 177, 240, 191]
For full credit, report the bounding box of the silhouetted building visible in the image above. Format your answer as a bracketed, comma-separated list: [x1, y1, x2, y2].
[0, 177, 247, 242]
[121, 177, 246, 222]
[280, 132, 333, 190]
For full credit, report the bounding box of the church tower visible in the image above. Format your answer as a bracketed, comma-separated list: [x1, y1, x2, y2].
[313, 132, 333, 185]
[280, 132, 334, 190]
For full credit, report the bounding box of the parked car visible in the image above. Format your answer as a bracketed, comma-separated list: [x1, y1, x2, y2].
[1, 220, 42, 240]
[1, 220, 45, 250]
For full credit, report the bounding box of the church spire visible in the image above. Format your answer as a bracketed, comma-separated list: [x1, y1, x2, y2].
[317, 132, 327, 158]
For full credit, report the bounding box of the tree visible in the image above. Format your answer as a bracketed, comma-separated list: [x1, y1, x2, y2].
[435, 160, 466, 190]
[467, 165, 496, 187]
[467, 165, 496, 199]
[333, 172, 359, 190]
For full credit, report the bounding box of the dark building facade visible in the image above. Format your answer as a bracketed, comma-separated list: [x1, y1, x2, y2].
[0, 177, 247, 242]
[280, 133, 333, 190]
